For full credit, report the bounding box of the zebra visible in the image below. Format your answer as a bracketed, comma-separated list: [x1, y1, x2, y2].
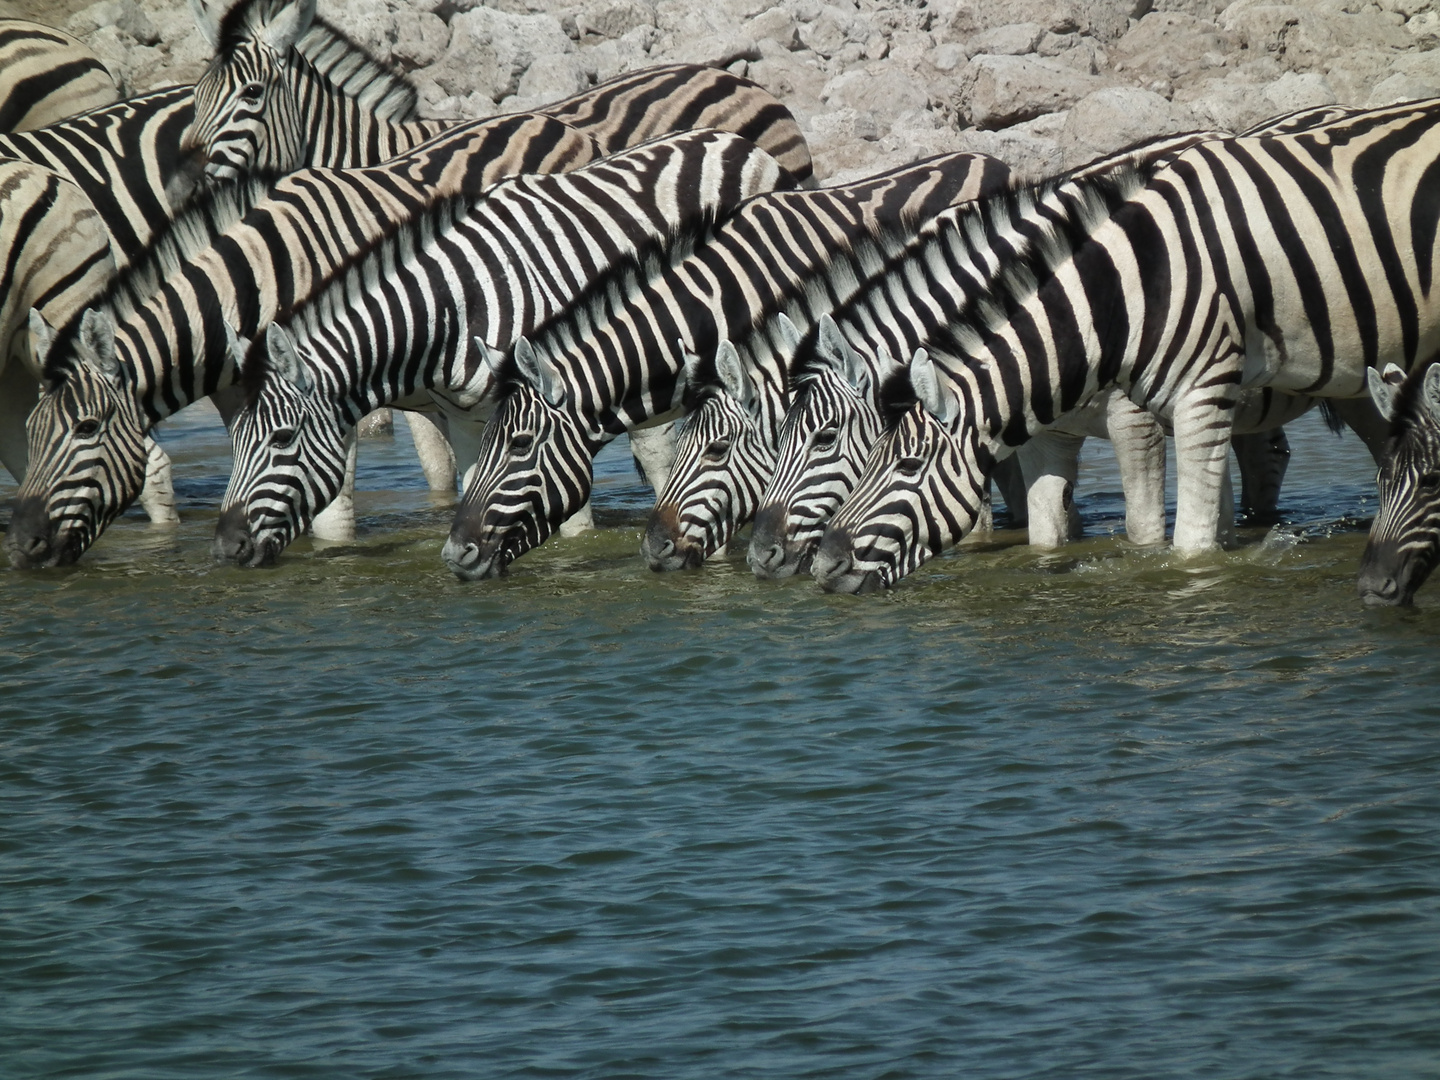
[812, 99, 1440, 593]
[1357, 358, 1440, 605]
[3, 111, 610, 569]
[186, 0, 812, 187]
[212, 129, 786, 566]
[0, 20, 120, 132]
[439, 151, 1011, 580]
[651, 113, 1374, 576]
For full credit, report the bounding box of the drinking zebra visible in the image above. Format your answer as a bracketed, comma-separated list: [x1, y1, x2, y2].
[652, 110, 1372, 577]
[0, 20, 119, 131]
[186, 0, 812, 187]
[440, 151, 1011, 580]
[4, 113, 606, 569]
[213, 130, 786, 566]
[1357, 359, 1440, 605]
[813, 99, 1440, 593]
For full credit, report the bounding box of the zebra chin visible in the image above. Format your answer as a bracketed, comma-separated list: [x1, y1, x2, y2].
[1357, 539, 1433, 607]
[641, 510, 706, 572]
[811, 527, 883, 595]
[747, 507, 813, 580]
[213, 507, 283, 568]
[4, 498, 87, 569]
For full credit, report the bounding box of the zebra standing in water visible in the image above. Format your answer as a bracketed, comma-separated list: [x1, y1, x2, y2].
[439, 152, 1010, 580]
[4, 111, 611, 569]
[0, 20, 119, 131]
[814, 99, 1440, 593]
[212, 131, 786, 566]
[1358, 358, 1440, 605]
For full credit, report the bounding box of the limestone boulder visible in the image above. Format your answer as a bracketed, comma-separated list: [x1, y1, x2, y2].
[959, 53, 1105, 129]
[1058, 87, 1201, 170]
[427, 7, 576, 102]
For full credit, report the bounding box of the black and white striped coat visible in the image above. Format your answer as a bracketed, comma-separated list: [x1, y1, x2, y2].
[440, 151, 1011, 580]
[0, 20, 120, 131]
[816, 99, 1440, 592]
[213, 130, 785, 566]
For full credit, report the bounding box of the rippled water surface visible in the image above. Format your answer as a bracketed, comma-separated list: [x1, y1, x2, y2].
[3, 410, 1439, 1079]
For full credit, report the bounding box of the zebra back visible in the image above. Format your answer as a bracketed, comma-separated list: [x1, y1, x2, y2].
[0, 20, 120, 131]
[218, 129, 786, 564]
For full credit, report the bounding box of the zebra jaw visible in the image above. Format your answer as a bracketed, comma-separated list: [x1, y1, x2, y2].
[213, 505, 285, 568]
[5, 497, 88, 569]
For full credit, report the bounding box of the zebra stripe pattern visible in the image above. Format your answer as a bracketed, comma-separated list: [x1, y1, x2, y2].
[7, 114, 605, 567]
[215, 129, 785, 566]
[641, 153, 1011, 571]
[816, 99, 1440, 592]
[442, 152, 1009, 579]
[0, 20, 119, 132]
[1358, 358, 1440, 605]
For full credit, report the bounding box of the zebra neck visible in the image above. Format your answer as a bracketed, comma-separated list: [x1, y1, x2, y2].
[293, 63, 441, 169]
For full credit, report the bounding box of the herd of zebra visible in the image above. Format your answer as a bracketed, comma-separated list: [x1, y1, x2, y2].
[4, 0, 1440, 607]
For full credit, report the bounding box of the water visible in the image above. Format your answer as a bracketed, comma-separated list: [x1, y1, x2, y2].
[3, 410, 1438, 1079]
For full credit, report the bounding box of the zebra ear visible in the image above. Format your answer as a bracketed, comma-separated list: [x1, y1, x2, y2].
[265, 323, 311, 394]
[817, 314, 865, 389]
[263, 0, 317, 56]
[515, 337, 564, 407]
[715, 340, 752, 408]
[1423, 364, 1440, 425]
[78, 310, 123, 386]
[910, 348, 957, 425]
[1367, 363, 1406, 422]
[188, 0, 220, 49]
[774, 312, 802, 354]
[28, 308, 56, 368]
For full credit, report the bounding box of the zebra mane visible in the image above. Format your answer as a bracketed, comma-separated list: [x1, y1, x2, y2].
[860, 167, 1151, 432]
[42, 172, 280, 383]
[497, 207, 727, 386]
[216, 1, 418, 122]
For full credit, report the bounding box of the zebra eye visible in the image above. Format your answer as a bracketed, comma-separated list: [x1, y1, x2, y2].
[239, 81, 264, 102]
[895, 456, 924, 478]
[270, 427, 298, 450]
[74, 418, 101, 438]
[810, 428, 837, 451]
[1421, 472, 1440, 491]
[510, 433, 534, 455]
[703, 438, 731, 461]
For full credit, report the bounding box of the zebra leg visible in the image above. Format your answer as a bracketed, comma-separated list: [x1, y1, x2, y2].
[311, 432, 357, 542]
[1105, 393, 1167, 546]
[629, 420, 679, 497]
[991, 455, 1028, 527]
[1016, 429, 1084, 548]
[357, 408, 394, 437]
[137, 436, 180, 524]
[1170, 395, 1236, 554]
[1232, 429, 1289, 525]
[405, 411, 457, 492]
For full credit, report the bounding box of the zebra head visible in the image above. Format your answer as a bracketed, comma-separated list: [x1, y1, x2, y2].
[643, 340, 773, 571]
[6, 309, 148, 568]
[1358, 360, 1440, 606]
[187, 0, 315, 181]
[812, 349, 991, 594]
[443, 338, 595, 581]
[215, 323, 345, 567]
[750, 316, 885, 581]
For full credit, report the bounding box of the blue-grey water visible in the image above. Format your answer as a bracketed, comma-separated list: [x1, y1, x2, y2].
[3, 408, 1438, 1079]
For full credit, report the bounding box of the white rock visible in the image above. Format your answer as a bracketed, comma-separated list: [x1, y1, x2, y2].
[820, 66, 930, 122]
[960, 53, 1104, 129]
[749, 7, 800, 49]
[393, 10, 451, 72]
[1367, 71, 1440, 105]
[1059, 87, 1200, 170]
[1262, 71, 1336, 113]
[577, 0, 657, 40]
[967, 23, 1045, 56]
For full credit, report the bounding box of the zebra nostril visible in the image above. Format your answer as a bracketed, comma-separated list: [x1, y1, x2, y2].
[22, 535, 49, 558]
[754, 543, 782, 569]
[1378, 576, 1399, 598]
[657, 539, 675, 558]
[461, 542, 480, 567]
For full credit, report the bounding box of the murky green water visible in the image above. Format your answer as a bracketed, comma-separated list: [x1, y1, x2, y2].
[3, 408, 1438, 1078]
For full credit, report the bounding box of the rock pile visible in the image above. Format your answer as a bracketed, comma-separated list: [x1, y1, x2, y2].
[23, 0, 1440, 181]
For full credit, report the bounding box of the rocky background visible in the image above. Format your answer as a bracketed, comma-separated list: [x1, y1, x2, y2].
[5, 0, 1440, 182]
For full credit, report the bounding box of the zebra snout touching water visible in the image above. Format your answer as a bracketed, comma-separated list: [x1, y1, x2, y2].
[1358, 360, 1440, 606]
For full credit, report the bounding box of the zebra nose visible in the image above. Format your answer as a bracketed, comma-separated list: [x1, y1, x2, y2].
[441, 536, 481, 569]
[750, 542, 784, 572]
